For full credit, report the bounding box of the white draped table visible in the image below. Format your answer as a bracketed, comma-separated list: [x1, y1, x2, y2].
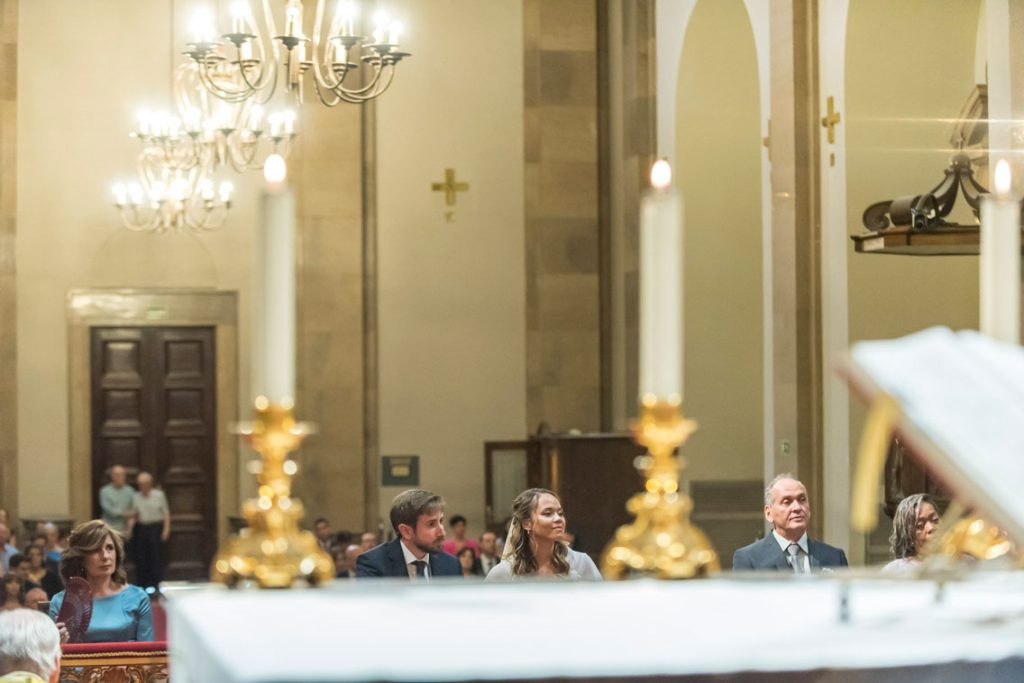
[167, 573, 1024, 682]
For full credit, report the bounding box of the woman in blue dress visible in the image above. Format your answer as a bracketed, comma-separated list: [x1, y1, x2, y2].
[49, 519, 154, 643]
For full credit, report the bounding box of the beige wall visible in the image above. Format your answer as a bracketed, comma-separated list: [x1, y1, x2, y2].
[15, 0, 368, 536]
[16, 0, 262, 517]
[675, 0, 764, 482]
[846, 0, 982, 473]
[376, 1, 526, 534]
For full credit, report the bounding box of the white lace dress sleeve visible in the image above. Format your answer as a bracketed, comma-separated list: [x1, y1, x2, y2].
[567, 549, 603, 580]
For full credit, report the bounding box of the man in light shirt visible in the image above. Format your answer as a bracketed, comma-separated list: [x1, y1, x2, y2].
[355, 489, 461, 580]
[130, 472, 170, 591]
[99, 465, 135, 537]
[732, 474, 848, 572]
[0, 525, 17, 575]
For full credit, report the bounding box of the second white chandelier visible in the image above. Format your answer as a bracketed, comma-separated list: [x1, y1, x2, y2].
[185, 0, 411, 107]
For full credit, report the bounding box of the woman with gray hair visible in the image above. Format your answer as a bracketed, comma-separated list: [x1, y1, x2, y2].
[883, 493, 940, 573]
[0, 608, 61, 683]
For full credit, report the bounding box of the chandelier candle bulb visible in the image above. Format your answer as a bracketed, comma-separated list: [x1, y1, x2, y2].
[341, 3, 356, 36]
[191, 9, 215, 44]
[373, 11, 388, 43]
[639, 160, 684, 401]
[980, 159, 1021, 344]
[231, 2, 248, 34]
[388, 21, 403, 46]
[254, 154, 296, 404]
[285, 0, 302, 37]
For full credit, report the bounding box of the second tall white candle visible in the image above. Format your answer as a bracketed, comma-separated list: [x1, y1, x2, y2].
[639, 161, 683, 400]
[254, 156, 296, 404]
[980, 159, 1021, 344]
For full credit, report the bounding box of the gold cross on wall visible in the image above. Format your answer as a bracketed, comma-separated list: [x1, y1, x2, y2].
[821, 96, 841, 144]
[431, 168, 470, 206]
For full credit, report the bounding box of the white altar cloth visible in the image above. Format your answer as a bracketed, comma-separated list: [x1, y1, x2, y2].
[168, 573, 1024, 682]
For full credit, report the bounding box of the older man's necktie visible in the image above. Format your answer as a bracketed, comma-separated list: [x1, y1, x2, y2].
[786, 543, 806, 574]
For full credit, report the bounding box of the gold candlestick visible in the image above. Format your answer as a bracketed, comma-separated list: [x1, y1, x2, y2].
[211, 398, 334, 588]
[601, 397, 719, 579]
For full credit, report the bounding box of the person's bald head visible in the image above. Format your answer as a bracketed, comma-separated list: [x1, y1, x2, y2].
[764, 474, 810, 542]
[24, 588, 47, 612]
[110, 465, 127, 487]
[343, 544, 363, 572]
[136, 472, 153, 492]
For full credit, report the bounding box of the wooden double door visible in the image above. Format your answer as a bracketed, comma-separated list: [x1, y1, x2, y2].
[90, 326, 217, 580]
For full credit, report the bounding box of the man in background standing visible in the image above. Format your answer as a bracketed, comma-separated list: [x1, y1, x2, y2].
[131, 472, 170, 592]
[0, 526, 16, 575]
[99, 465, 135, 537]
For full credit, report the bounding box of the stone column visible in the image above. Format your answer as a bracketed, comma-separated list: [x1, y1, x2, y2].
[0, 0, 17, 525]
[524, 0, 603, 433]
[768, 0, 824, 536]
[291, 101, 369, 533]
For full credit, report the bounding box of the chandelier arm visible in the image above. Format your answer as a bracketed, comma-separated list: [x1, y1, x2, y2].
[332, 62, 385, 97]
[196, 57, 255, 102]
[331, 61, 393, 98]
[309, 57, 355, 99]
[276, 137, 294, 159]
[221, 0, 284, 98]
[307, 0, 353, 95]
[119, 205, 162, 233]
[332, 66, 396, 103]
[234, 51, 274, 97]
[310, 75, 345, 107]
[184, 201, 229, 232]
[221, 6, 279, 99]
[235, 138, 261, 169]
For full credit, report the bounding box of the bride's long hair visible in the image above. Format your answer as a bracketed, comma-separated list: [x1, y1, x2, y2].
[502, 488, 570, 576]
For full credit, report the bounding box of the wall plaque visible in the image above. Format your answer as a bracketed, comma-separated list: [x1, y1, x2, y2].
[382, 455, 420, 486]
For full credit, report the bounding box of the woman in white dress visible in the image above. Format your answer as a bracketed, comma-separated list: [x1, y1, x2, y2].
[882, 493, 940, 574]
[485, 488, 601, 581]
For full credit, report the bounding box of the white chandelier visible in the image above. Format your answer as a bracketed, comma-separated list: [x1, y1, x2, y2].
[184, 0, 410, 107]
[113, 62, 298, 233]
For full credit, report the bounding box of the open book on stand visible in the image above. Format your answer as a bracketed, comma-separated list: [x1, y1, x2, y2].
[840, 326, 1024, 547]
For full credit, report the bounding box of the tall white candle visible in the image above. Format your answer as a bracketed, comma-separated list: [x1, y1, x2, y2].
[253, 154, 296, 404]
[639, 160, 683, 401]
[980, 159, 1021, 344]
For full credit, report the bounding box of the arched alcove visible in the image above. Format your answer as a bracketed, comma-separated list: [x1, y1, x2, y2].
[845, 0, 982, 563]
[675, 0, 763, 485]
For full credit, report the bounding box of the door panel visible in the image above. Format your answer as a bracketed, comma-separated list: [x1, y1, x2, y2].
[91, 326, 217, 581]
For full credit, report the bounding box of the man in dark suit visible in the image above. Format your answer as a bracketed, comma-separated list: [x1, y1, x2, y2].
[356, 489, 462, 580]
[733, 474, 848, 572]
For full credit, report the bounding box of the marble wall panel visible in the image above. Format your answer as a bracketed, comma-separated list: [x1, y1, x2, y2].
[0, 0, 15, 521]
[292, 103, 367, 533]
[524, 0, 601, 433]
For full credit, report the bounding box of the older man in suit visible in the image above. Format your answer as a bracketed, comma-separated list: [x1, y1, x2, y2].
[356, 489, 462, 580]
[733, 474, 848, 572]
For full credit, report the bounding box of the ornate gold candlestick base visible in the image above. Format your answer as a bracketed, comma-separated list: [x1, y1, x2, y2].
[211, 399, 334, 588]
[601, 398, 720, 580]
